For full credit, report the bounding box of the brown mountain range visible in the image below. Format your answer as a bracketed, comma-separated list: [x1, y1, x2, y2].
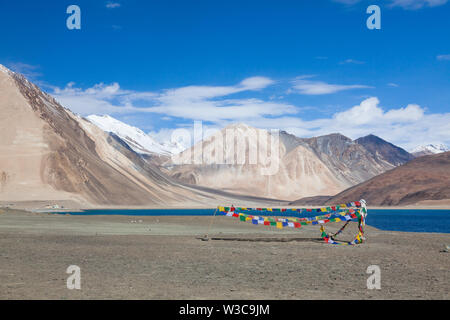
[3, 64, 441, 208]
[291, 151, 450, 206]
[165, 127, 413, 200]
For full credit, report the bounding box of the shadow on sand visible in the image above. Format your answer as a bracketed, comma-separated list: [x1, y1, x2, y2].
[198, 236, 325, 243]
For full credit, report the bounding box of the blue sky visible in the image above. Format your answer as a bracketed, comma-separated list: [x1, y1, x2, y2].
[0, 0, 449, 150]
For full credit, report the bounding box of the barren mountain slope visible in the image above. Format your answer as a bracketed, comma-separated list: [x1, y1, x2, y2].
[355, 134, 414, 166]
[0, 65, 85, 203]
[321, 152, 450, 206]
[284, 132, 400, 185]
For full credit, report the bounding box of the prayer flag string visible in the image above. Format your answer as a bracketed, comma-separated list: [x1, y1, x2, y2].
[217, 200, 368, 245]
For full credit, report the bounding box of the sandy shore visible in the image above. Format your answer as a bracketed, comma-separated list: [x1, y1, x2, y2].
[0, 208, 449, 299]
[2, 199, 450, 212]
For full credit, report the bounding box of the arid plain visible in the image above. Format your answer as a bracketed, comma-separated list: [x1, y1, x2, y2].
[1, 208, 448, 300]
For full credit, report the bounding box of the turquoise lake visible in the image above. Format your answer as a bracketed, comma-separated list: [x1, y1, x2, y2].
[55, 209, 450, 234]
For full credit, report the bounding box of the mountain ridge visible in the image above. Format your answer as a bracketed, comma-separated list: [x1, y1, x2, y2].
[165, 124, 413, 200]
[291, 152, 450, 206]
[411, 144, 449, 157]
[2, 64, 440, 207]
[355, 134, 414, 166]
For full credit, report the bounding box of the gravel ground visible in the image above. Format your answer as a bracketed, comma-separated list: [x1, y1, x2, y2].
[0, 209, 449, 299]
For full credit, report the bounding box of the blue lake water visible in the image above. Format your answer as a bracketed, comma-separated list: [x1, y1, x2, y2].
[55, 209, 450, 234]
[365, 209, 450, 234]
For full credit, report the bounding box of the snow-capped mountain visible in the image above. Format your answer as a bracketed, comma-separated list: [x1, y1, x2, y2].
[86, 115, 185, 156]
[411, 144, 449, 157]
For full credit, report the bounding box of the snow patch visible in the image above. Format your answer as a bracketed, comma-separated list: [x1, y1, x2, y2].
[86, 115, 185, 156]
[411, 144, 449, 154]
[0, 64, 11, 74]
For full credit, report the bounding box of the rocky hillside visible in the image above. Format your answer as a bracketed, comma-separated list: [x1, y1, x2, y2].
[294, 152, 450, 206]
[355, 134, 414, 166]
[298, 132, 398, 186]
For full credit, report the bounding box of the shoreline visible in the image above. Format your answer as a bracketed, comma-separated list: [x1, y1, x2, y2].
[3, 199, 450, 212]
[33, 205, 450, 214]
[4, 205, 450, 214]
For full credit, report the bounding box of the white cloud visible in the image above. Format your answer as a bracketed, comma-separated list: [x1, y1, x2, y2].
[388, 83, 399, 87]
[239, 77, 275, 90]
[332, 0, 361, 4]
[52, 82, 135, 115]
[281, 97, 450, 150]
[340, 59, 365, 65]
[334, 97, 385, 124]
[332, 0, 448, 9]
[216, 97, 449, 151]
[51, 76, 297, 122]
[384, 104, 424, 122]
[437, 54, 450, 61]
[332, 98, 424, 125]
[106, 2, 121, 9]
[7, 62, 42, 79]
[50, 78, 450, 151]
[388, 0, 448, 9]
[290, 77, 372, 95]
